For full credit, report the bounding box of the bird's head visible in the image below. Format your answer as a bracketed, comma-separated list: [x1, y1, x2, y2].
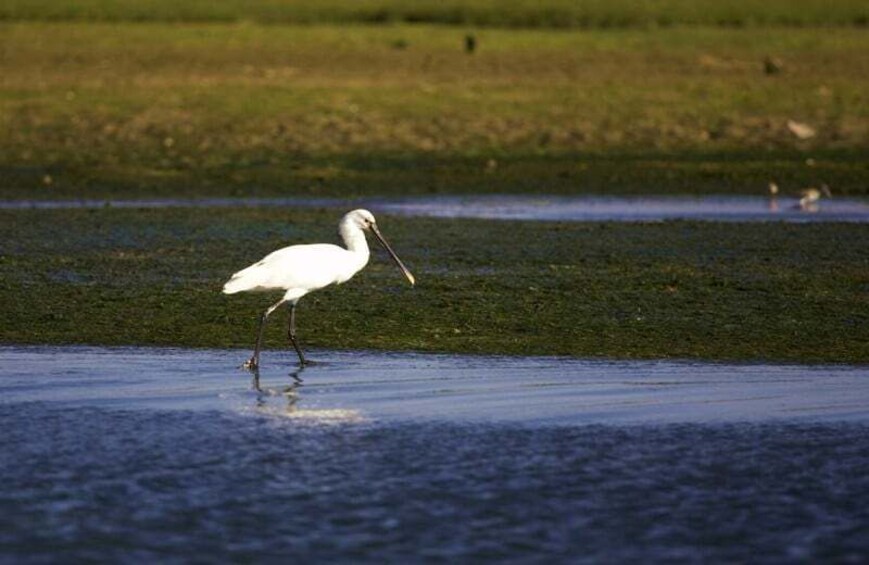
[341, 209, 415, 287]
[346, 209, 378, 231]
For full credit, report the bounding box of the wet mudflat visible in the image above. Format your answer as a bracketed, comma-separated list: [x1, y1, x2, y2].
[2, 346, 868, 562]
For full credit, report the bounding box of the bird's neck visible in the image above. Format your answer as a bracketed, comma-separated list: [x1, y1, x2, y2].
[339, 224, 370, 255]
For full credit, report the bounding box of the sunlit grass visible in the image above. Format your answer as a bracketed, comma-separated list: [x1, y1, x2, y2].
[2, 23, 867, 199]
[2, 0, 867, 28]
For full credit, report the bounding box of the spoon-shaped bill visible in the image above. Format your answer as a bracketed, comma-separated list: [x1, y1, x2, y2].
[370, 225, 415, 286]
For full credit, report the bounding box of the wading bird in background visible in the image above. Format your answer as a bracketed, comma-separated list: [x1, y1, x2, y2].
[787, 119, 816, 140]
[223, 209, 415, 369]
[798, 184, 832, 211]
[768, 181, 780, 212]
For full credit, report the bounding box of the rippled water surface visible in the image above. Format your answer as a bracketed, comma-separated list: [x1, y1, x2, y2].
[2, 346, 868, 562]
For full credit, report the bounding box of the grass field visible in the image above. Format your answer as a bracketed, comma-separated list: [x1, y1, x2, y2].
[2, 22, 867, 199]
[3, 0, 867, 28]
[1, 208, 867, 363]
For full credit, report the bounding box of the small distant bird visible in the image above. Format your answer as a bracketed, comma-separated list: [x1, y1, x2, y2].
[465, 34, 477, 54]
[763, 56, 783, 75]
[798, 184, 832, 210]
[223, 209, 415, 369]
[768, 181, 780, 211]
[787, 119, 816, 140]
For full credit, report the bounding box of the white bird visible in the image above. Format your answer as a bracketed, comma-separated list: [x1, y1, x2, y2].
[223, 209, 415, 369]
[787, 119, 816, 140]
[768, 182, 780, 212]
[798, 184, 832, 211]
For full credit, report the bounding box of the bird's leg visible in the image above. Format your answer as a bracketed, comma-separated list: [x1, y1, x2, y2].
[244, 298, 285, 371]
[287, 302, 307, 366]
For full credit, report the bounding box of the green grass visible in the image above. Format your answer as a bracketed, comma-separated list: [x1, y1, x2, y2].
[2, 23, 868, 200]
[2, 208, 867, 363]
[1, 16, 866, 363]
[2, 0, 867, 28]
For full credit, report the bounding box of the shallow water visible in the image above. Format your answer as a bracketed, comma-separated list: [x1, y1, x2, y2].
[373, 194, 869, 223]
[2, 194, 868, 222]
[3, 346, 868, 424]
[2, 346, 868, 562]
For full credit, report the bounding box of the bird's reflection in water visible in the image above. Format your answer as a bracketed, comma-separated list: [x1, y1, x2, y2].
[249, 368, 366, 423]
[252, 368, 304, 414]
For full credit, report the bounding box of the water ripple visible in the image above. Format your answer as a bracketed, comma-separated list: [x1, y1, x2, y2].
[2, 346, 869, 562]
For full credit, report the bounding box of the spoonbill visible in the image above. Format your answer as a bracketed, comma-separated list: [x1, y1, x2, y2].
[223, 209, 415, 369]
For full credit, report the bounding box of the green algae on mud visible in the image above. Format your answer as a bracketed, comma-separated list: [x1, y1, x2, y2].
[1, 208, 867, 363]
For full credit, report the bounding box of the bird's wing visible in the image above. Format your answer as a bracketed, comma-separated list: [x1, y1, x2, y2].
[223, 244, 354, 294]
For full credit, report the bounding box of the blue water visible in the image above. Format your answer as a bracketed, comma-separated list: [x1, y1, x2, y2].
[2, 194, 868, 223]
[372, 194, 869, 223]
[2, 346, 868, 562]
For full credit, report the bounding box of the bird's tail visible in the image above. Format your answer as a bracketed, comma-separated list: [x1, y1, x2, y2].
[222, 276, 246, 294]
[222, 264, 263, 294]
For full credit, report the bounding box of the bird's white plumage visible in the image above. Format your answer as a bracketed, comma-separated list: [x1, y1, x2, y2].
[223, 209, 414, 368]
[222, 243, 369, 301]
